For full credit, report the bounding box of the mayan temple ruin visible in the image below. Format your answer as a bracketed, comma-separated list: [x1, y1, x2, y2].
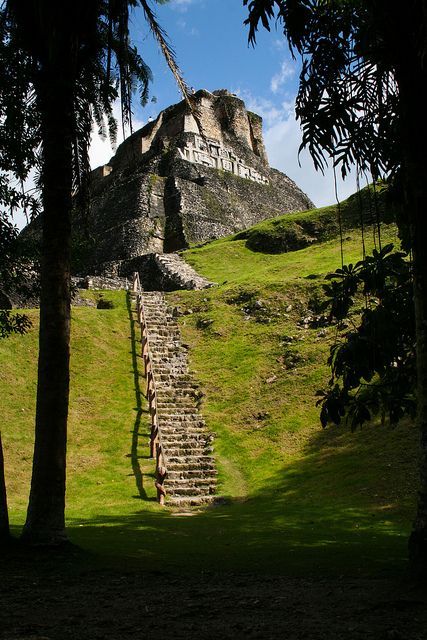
[63, 89, 313, 284]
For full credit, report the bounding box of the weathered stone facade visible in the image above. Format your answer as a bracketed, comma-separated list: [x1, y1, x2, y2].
[76, 89, 313, 275]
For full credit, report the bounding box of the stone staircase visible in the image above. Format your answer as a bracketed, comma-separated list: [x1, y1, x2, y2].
[154, 253, 215, 290]
[138, 290, 217, 506]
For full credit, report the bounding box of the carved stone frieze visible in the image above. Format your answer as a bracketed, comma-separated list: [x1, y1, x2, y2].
[177, 135, 269, 185]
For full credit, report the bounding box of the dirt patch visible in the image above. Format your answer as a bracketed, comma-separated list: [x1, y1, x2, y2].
[1, 546, 426, 640]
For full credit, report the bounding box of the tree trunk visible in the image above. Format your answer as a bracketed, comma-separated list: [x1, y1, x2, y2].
[21, 56, 74, 545]
[0, 432, 10, 542]
[396, 7, 427, 574]
[407, 174, 427, 574]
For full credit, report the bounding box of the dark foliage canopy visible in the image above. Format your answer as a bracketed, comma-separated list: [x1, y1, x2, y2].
[317, 245, 415, 429]
[0, 216, 34, 338]
[244, 0, 400, 181]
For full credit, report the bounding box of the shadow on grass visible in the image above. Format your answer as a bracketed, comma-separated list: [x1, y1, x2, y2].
[67, 419, 417, 578]
[126, 292, 153, 502]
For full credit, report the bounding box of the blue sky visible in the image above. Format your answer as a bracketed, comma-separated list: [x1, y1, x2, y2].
[90, 0, 357, 209]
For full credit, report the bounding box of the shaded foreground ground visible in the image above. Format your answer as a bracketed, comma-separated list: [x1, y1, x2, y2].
[1, 546, 427, 640]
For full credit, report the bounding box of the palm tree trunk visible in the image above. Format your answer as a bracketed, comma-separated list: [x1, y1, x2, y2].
[0, 432, 10, 542]
[21, 58, 74, 545]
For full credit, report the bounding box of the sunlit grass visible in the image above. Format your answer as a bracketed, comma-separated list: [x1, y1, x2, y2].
[1, 220, 417, 576]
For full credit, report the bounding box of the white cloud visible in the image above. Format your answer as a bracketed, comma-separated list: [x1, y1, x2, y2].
[236, 88, 357, 207]
[9, 170, 36, 230]
[264, 109, 357, 207]
[234, 89, 286, 127]
[89, 102, 145, 170]
[176, 16, 199, 36]
[270, 59, 295, 94]
[272, 38, 286, 51]
[170, 0, 196, 12]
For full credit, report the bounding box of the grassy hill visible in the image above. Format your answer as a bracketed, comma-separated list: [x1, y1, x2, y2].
[0, 199, 418, 576]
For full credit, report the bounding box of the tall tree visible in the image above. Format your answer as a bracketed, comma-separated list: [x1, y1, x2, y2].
[243, 0, 427, 572]
[1, 0, 193, 544]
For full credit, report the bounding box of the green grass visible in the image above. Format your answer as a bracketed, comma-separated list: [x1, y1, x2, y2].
[184, 223, 399, 288]
[1, 219, 418, 577]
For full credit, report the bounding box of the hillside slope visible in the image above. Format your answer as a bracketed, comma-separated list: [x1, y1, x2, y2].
[0, 213, 418, 575]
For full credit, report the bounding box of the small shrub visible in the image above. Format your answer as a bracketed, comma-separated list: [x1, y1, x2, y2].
[97, 298, 115, 309]
[282, 347, 304, 370]
[196, 317, 214, 330]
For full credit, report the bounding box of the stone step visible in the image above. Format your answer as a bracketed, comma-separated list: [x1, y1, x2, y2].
[166, 485, 217, 497]
[151, 350, 185, 356]
[155, 379, 196, 390]
[156, 391, 198, 397]
[159, 414, 206, 423]
[158, 408, 200, 415]
[152, 372, 188, 379]
[159, 423, 206, 432]
[150, 343, 184, 350]
[154, 378, 200, 392]
[167, 495, 216, 506]
[156, 397, 199, 406]
[156, 381, 199, 390]
[152, 349, 187, 356]
[157, 396, 200, 404]
[157, 408, 198, 415]
[160, 427, 207, 436]
[157, 388, 199, 396]
[167, 457, 216, 467]
[160, 427, 209, 437]
[146, 340, 179, 347]
[161, 434, 211, 445]
[156, 395, 196, 402]
[155, 392, 196, 400]
[167, 469, 218, 480]
[168, 466, 216, 474]
[165, 446, 213, 457]
[150, 363, 186, 372]
[156, 383, 199, 391]
[166, 476, 216, 488]
[160, 422, 205, 431]
[166, 485, 216, 497]
[142, 308, 174, 314]
[152, 356, 187, 362]
[144, 316, 173, 321]
[167, 454, 215, 464]
[163, 445, 211, 455]
[157, 406, 198, 414]
[150, 349, 184, 357]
